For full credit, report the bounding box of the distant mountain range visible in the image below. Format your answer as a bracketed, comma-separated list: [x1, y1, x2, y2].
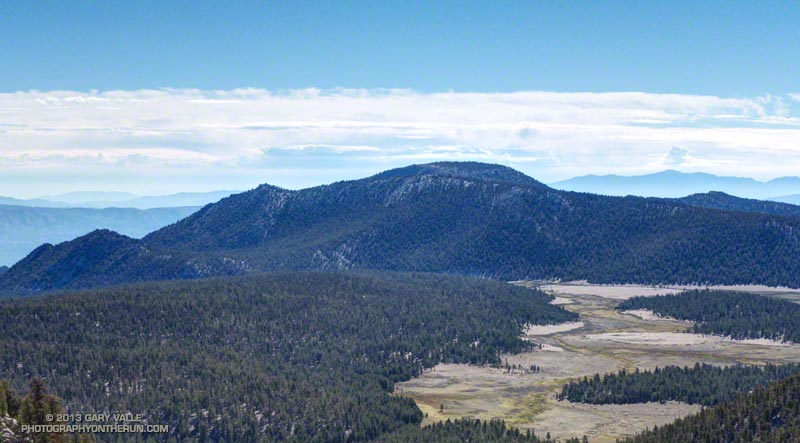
[772, 194, 800, 205]
[4, 162, 800, 295]
[38, 191, 140, 204]
[551, 170, 800, 200]
[0, 205, 199, 266]
[0, 190, 239, 209]
[0, 196, 67, 208]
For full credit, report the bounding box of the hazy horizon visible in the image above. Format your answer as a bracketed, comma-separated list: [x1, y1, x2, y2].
[5, 165, 800, 202]
[2, 2, 799, 198]
[2, 164, 800, 200]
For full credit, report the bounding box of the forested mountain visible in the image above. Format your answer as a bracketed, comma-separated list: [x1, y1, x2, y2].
[0, 229, 245, 295]
[623, 373, 800, 442]
[0, 266, 7, 276]
[674, 191, 800, 217]
[6, 162, 800, 294]
[0, 271, 576, 442]
[618, 290, 800, 342]
[0, 204, 199, 266]
[560, 363, 800, 406]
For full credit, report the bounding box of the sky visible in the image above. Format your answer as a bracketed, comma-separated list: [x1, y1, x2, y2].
[1, 0, 799, 197]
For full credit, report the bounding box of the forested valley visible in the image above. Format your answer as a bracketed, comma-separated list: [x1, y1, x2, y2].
[0, 271, 577, 442]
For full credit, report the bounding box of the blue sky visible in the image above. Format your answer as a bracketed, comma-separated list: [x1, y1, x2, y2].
[1, 1, 799, 196]
[3, 1, 798, 94]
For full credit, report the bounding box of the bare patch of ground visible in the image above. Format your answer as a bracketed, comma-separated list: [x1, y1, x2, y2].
[529, 400, 701, 443]
[621, 309, 683, 322]
[536, 283, 683, 300]
[550, 296, 574, 305]
[577, 331, 792, 348]
[396, 282, 800, 442]
[581, 331, 717, 346]
[525, 280, 800, 304]
[525, 321, 585, 336]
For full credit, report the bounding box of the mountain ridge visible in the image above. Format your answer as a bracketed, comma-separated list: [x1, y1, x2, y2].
[4, 162, 800, 294]
[0, 229, 246, 294]
[674, 191, 800, 217]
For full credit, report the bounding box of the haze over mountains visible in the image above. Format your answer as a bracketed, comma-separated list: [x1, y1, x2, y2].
[0, 205, 200, 266]
[0, 190, 239, 209]
[4, 162, 800, 295]
[0, 196, 68, 208]
[551, 170, 800, 200]
[38, 191, 140, 204]
[774, 194, 800, 205]
[0, 190, 239, 267]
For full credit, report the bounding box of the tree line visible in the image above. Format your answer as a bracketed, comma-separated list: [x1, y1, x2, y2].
[618, 290, 800, 342]
[559, 363, 800, 406]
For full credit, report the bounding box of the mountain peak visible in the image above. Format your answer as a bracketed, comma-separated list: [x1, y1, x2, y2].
[370, 162, 548, 189]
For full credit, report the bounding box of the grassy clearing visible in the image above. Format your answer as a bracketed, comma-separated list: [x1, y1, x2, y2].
[397, 282, 800, 441]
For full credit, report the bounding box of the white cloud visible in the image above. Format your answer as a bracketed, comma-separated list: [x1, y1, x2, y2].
[665, 146, 690, 166]
[1, 88, 799, 196]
